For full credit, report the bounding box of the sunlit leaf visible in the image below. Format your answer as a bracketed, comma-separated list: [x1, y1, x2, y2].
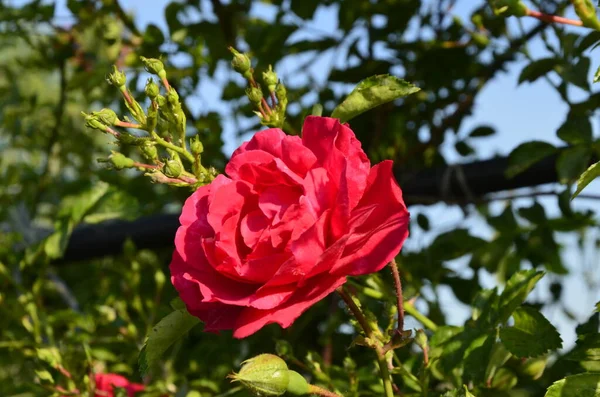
[500, 306, 562, 357]
[331, 75, 420, 123]
[545, 373, 600, 397]
[138, 308, 200, 376]
[573, 161, 600, 198]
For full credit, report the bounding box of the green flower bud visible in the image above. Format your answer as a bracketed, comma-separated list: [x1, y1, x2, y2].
[166, 88, 180, 105]
[82, 112, 108, 132]
[491, 0, 528, 17]
[145, 78, 160, 99]
[415, 329, 428, 350]
[246, 86, 263, 104]
[106, 65, 126, 87]
[164, 159, 183, 178]
[140, 56, 166, 79]
[156, 95, 167, 108]
[109, 151, 135, 170]
[262, 65, 278, 92]
[228, 47, 251, 75]
[275, 82, 287, 105]
[228, 354, 289, 397]
[286, 371, 309, 396]
[140, 142, 158, 161]
[92, 108, 118, 126]
[190, 136, 204, 156]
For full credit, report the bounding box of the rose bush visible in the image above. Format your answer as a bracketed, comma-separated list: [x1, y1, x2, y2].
[170, 116, 409, 338]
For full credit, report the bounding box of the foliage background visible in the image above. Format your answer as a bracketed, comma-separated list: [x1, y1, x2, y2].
[1, 0, 600, 396]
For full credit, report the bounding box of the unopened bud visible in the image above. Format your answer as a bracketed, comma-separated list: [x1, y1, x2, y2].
[262, 65, 278, 92]
[275, 82, 287, 104]
[228, 354, 290, 397]
[164, 159, 183, 178]
[491, 0, 528, 17]
[140, 142, 158, 161]
[92, 108, 118, 126]
[140, 56, 166, 79]
[246, 86, 263, 104]
[107, 65, 126, 87]
[190, 136, 204, 156]
[229, 47, 251, 76]
[82, 112, 107, 132]
[166, 88, 180, 105]
[145, 78, 160, 99]
[109, 151, 135, 170]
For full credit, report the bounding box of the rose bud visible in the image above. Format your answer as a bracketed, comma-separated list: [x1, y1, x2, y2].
[140, 56, 166, 80]
[164, 159, 183, 178]
[106, 65, 126, 87]
[109, 151, 135, 170]
[92, 108, 118, 126]
[262, 65, 278, 93]
[228, 47, 251, 76]
[228, 354, 308, 397]
[145, 78, 160, 99]
[246, 86, 263, 105]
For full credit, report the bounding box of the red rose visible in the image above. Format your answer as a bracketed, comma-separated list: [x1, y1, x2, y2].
[60, 373, 144, 397]
[170, 116, 409, 338]
[93, 373, 145, 397]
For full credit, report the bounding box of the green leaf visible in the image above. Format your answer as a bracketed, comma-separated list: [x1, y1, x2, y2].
[567, 333, 600, 361]
[500, 306, 562, 357]
[545, 373, 600, 397]
[469, 126, 495, 138]
[331, 75, 420, 123]
[138, 308, 200, 376]
[44, 182, 110, 259]
[464, 334, 495, 384]
[506, 141, 557, 178]
[557, 115, 593, 145]
[518, 58, 561, 84]
[498, 269, 545, 323]
[573, 161, 600, 198]
[557, 146, 592, 184]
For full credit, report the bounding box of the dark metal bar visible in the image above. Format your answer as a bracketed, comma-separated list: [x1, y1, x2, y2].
[56, 152, 564, 264]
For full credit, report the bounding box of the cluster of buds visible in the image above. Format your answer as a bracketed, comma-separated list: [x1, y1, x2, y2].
[82, 57, 217, 188]
[229, 47, 288, 129]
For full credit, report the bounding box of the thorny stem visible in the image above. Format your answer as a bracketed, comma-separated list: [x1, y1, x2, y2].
[132, 162, 160, 170]
[336, 287, 395, 397]
[105, 127, 120, 138]
[389, 258, 404, 333]
[308, 384, 343, 397]
[526, 9, 584, 27]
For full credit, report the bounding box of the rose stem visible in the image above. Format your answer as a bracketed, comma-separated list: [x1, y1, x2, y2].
[389, 258, 404, 333]
[336, 287, 395, 397]
[526, 9, 583, 27]
[308, 384, 343, 397]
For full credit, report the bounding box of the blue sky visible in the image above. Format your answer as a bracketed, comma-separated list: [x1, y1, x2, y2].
[23, 0, 600, 348]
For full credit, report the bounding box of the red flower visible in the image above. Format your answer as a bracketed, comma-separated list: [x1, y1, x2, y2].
[93, 373, 145, 397]
[170, 116, 409, 338]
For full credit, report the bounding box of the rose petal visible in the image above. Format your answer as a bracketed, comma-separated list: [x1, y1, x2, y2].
[302, 167, 334, 217]
[332, 161, 409, 276]
[258, 185, 301, 223]
[232, 273, 347, 338]
[280, 135, 317, 178]
[231, 128, 286, 158]
[240, 210, 269, 249]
